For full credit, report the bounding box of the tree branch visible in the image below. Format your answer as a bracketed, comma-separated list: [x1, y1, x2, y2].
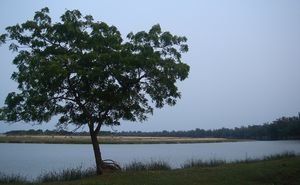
[95, 122, 102, 133]
[66, 73, 94, 126]
[48, 96, 76, 102]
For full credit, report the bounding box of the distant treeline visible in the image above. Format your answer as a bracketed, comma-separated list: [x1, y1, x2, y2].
[4, 115, 300, 140]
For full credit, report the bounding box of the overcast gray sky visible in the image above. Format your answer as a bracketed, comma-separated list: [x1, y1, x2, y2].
[0, 0, 300, 132]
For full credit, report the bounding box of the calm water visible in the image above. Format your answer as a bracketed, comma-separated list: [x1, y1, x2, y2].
[0, 140, 299, 179]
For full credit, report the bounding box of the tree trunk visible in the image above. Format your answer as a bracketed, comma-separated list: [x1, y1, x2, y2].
[89, 126, 103, 175]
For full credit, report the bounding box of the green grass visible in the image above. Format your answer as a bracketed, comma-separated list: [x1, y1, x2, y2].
[181, 158, 227, 168]
[0, 173, 27, 184]
[1, 155, 300, 185]
[124, 160, 171, 171]
[37, 166, 95, 183]
[181, 151, 296, 168]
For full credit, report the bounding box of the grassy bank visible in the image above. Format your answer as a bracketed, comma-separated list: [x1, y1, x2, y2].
[1, 154, 299, 185]
[0, 135, 241, 144]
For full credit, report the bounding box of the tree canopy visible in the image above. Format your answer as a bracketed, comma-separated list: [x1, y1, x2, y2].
[0, 8, 190, 174]
[0, 7, 190, 130]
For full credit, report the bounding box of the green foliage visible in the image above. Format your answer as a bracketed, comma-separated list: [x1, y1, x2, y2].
[3, 115, 299, 140]
[0, 7, 189, 129]
[114, 115, 300, 140]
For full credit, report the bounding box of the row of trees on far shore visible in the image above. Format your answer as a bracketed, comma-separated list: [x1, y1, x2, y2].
[5, 115, 300, 140]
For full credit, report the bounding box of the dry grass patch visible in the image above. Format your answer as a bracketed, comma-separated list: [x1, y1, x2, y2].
[0, 135, 239, 144]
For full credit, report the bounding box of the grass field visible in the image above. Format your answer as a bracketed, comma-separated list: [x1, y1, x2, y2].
[0, 135, 241, 144]
[1, 156, 299, 185]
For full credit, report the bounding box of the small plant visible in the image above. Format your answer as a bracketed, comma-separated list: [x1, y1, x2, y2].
[124, 160, 171, 171]
[0, 172, 27, 183]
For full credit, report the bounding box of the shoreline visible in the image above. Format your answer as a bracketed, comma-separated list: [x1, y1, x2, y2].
[0, 135, 245, 144]
[0, 154, 299, 185]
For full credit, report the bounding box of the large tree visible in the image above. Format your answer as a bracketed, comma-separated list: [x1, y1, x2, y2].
[0, 8, 189, 175]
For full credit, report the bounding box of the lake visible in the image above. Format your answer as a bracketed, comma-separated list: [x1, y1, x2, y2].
[0, 140, 299, 179]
